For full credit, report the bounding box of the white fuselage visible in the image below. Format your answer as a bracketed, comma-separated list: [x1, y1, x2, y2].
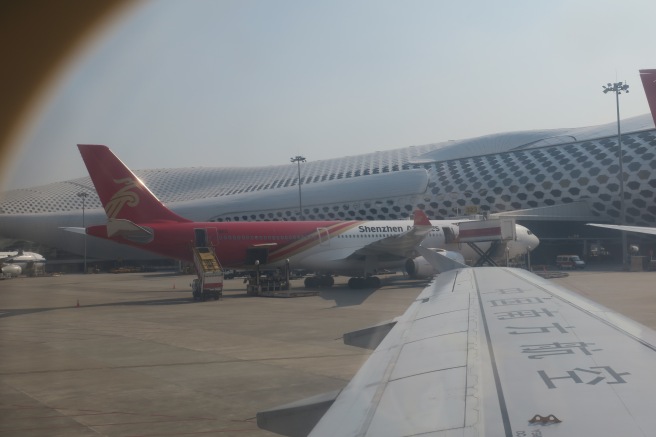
[283, 219, 539, 275]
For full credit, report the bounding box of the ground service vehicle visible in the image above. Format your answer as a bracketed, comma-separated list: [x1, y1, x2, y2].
[556, 254, 586, 270]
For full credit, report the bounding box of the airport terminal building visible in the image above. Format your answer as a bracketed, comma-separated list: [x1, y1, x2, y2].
[1, 114, 655, 269]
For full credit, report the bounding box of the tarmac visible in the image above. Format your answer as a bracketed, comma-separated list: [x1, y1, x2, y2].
[0, 269, 655, 436]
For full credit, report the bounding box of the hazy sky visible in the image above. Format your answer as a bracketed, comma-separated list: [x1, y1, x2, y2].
[4, 0, 656, 190]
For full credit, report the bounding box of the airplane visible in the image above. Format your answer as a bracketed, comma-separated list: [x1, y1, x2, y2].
[72, 144, 539, 289]
[0, 250, 46, 277]
[257, 248, 656, 436]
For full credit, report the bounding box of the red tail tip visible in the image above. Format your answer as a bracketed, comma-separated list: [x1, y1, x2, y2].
[639, 69, 656, 128]
[413, 210, 431, 226]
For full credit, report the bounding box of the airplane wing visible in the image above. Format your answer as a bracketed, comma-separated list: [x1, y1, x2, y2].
[260, 253, 656, 436]
[588, 223, 656, 236]
[59, 227, 87, 234]
[0, 251, 19, 263]
[347, 210, 433, 261]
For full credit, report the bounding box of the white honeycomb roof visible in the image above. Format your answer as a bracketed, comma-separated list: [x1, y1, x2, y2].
[1, 114, 653, 216]
[0, 142, 439, 215]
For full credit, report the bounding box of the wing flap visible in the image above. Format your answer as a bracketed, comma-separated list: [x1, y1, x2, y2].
[368, 368, 467, 437]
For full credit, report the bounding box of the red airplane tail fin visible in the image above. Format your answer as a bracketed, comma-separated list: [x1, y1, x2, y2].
[413, 209, 431, 227]
[77, 144, 190, 224]
[640, 69, 656, 128]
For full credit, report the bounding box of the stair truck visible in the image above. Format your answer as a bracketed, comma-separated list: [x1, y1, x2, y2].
[190, 246, 224, 301]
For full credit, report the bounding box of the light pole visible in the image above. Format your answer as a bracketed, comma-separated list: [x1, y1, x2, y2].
[602, 81, 629, 268]
[77, 192, 88, 273]
[290, 156, 306, 220]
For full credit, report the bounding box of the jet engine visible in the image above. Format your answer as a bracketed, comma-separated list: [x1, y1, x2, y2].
[404, 249, 465, 279]
[1, 264, 22, 277]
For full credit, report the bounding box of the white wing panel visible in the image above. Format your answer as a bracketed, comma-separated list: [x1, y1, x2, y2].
[391, 332, 468, 380]
[405, 309, 469, 343]
[309, 272, 474, 437]
[367, 367, 467, 437]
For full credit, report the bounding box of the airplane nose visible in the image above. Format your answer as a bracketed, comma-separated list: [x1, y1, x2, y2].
[530, 232, 540, 249]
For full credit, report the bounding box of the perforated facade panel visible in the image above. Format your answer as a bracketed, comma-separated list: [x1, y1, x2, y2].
[1, 117, 655, 228]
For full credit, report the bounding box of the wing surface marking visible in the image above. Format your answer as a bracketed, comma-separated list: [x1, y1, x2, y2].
[473, 267, 656, 436]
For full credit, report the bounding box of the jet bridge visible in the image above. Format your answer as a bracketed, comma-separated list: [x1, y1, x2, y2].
[457, 218, 516, 266]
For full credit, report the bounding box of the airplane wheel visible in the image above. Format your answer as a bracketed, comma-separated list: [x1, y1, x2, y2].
[319, 276, 334, 287]
[305, 277, 317, 288]
[367, 276, 381, 288]
[348, 277, 365, 289]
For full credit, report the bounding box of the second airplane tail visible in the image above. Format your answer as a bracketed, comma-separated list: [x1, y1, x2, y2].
[640, 69, 656, 128]
[78, 144, 190, 224]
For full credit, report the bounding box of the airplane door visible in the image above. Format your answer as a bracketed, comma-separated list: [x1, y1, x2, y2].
[195, 228, 219, 247]
[194, 228, 208, 247]
[443, 226, 457, 244]
[317, 227, 330, 246]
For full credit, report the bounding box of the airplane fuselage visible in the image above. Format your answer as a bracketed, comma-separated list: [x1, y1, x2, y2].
[87, 218, 537, 274]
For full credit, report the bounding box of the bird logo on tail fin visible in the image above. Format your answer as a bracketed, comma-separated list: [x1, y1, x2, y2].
[106, 178, 140, 219]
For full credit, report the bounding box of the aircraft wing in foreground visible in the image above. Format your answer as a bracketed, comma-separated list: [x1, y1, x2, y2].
[259, 249, 656, 436]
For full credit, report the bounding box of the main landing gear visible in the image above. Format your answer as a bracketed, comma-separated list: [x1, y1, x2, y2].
[304, 275, 334, 288]
[302, 274, 381, 289]
[347, 276, 381, 289]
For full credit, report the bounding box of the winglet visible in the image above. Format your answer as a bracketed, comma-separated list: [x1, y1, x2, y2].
[640, 69, 656, 128]
[413, 209, 431, 227]
[77, 145, 190, 224]
[416, 245, 468, 273]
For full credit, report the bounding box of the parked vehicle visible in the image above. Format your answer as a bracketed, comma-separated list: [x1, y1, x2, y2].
[556, 254, 586, 270]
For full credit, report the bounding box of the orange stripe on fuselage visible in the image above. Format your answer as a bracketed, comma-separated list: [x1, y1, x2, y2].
[99, 220, 366, 267]
[268, 221, 362, 263]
